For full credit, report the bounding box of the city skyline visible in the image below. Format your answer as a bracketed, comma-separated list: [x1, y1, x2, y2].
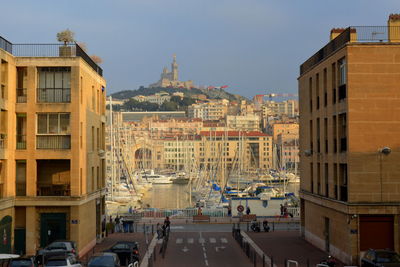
[1, 1, 399, 98]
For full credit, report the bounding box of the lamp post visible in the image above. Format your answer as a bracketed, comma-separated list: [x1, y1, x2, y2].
[378, 147, 391, 201]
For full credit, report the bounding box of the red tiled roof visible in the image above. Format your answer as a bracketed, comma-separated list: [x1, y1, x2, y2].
[199, 131, 270, 137]
[389, 14, 400, 20]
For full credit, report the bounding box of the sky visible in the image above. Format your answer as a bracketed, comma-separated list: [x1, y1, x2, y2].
[1, 0, 399, 98]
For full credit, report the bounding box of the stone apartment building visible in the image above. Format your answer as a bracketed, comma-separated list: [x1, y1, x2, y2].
[0, 36, 106, 255]
[187, 100, 228, 120]
[299, 15, 400, 264]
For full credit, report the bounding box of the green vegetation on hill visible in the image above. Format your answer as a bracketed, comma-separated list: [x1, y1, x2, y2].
[107, 95, 196, 112]
[110, 86, 245, 102]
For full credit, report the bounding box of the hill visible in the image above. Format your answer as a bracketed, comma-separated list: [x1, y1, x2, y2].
[110, 86, 246, 102]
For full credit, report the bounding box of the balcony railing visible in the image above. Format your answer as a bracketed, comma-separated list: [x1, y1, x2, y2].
[16, 88, 27, 103]
[37, 88, 70, 103]
[0, 137, 5, 149]
[36, 135, 71, 149]
[16, 135, 26, 150]
[0, 36, 12, 54]
[37, 184, 70, 196]
[11, 43, 103, 76]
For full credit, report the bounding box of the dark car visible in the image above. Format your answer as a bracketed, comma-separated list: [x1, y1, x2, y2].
[37, 241, 77, 258]
[104, 241, 139, 266]
[88, 253, 120, 267]
[361, 249, 400, 267]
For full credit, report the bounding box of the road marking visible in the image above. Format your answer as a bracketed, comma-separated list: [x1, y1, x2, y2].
[220, 238, 228, 244]
[199, 232, 209, 266]
[209, 238, 216, 243]
[182, 246, 189, 253]
[157, 239, 163, 244]
[176, 238, 183, 244]
[187, 238, 194, 244]
[215, 246, 226, 252]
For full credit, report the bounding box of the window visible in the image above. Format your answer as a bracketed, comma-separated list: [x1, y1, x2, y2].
[37, 67, 71, 103]
[338, 58, 346, 85]
[37, 113, 70, 134]
[332, 62, 336, 104]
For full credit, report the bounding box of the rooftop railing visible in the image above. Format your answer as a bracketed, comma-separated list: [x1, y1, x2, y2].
[0, 37, 103, 76]
[0, 36, 12, 54]
[300, 26, 400, 75]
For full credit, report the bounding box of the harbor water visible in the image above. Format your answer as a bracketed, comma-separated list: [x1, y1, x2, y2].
[140, 182, 300, 209]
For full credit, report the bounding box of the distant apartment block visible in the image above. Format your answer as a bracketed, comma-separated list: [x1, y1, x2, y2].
[226, 114, 260, 131]
[262, 99, 298, 118]
[299, 15, 400, 265]
[133, 92, 171, 105]
[0, 36, 106, 255]
[187, 100, 228, 120]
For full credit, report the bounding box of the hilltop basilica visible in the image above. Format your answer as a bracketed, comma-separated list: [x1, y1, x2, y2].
[149, 55, 195, 89]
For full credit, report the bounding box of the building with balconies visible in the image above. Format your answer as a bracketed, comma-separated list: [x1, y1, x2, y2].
[0, 36, 106, 256]
[299, 15, 400, 265]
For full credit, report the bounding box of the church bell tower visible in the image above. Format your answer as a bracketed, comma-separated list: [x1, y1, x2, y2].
[171, 54, 178, 81]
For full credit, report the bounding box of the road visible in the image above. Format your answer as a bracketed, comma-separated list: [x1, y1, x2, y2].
[154, 231, 253, 267]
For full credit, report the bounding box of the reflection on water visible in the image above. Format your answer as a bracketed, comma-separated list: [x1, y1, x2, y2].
[142, 184, 191, 209]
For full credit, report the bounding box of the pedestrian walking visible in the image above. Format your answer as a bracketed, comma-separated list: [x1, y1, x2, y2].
[115, 215, 120, 232]
[227, 206, 232, 217]
[280, 204, 284, 216]
[198, 207, 202, 215]
[163, 216, 171, 236]
[156, 223, 163, 239]
[246, 206, 251, 215]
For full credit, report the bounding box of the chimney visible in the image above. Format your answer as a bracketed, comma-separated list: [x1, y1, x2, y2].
[330, 28, 346, 40]
[388, 14, 400, 42]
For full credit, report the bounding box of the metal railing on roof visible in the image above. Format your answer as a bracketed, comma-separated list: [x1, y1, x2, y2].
[300, 26, 400, 75]
[0, 37, 103, 76]
[0, 36, 12, 54]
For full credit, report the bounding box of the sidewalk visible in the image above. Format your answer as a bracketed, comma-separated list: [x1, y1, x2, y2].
[139, 216, 300, 224]
[246, 231, 344, 267]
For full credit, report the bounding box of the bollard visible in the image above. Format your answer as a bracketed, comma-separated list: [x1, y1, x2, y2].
[262, 254, 265, 267]
[271, 256, 274, 267]
[247, 222, 249, 232]
[152, 224, 154, 234]
[272, 221, 275, 232]
[284, 258, 287, 267]
[253, 252, 257, 267]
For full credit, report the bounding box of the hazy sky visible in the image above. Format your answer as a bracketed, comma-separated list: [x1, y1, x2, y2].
[1, 0, 399, 97]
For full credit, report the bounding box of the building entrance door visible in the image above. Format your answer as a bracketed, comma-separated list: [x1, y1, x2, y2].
[40, 213, 66, 247]
[360, 215, 394, 251]
[14, 228, 26, 255]
[0, 216, 12, 253]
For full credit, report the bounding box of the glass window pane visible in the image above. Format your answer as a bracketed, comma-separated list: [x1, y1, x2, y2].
[63, 71, 71, 89]
[38, 69, 46, 88]
[37, 114, 48, 134]
[48, 114, 59, 134]
[54, 72, 63, 88]
[59, 114, 70, 134]
[45, 71, 54, 89]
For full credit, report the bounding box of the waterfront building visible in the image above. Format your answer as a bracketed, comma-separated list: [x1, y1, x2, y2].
[299, 15, 400, 264]
[226, 114, 261, 132]
[0, 36, 106, 255]
[149, 55, 194, 89]
[187, 100, 228, 120]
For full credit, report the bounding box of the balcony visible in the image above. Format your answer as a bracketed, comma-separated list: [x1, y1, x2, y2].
[37, 88, 70, 103]
[8, 43, 102, 76]
[0, 135, 5, 149]
[36, 135, 70, 149]
[16, 135, 26, 150]
[16, 88, 27, 103]
[37, 160, 70, 196]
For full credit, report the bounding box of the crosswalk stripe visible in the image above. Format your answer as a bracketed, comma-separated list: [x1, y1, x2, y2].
[176, 238, 183, 244]
[221, 238, 228, 244]
[187, 238, 194, 244]
[199, 238, 205, 244]
[209, 238, 216, 243]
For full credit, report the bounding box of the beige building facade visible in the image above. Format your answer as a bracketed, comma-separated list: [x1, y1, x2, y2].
[0, 37, 106, 255]
[299, 16, 400, 265]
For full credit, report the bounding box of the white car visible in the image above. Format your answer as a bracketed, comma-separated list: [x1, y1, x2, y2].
[45, 256, 81, 267]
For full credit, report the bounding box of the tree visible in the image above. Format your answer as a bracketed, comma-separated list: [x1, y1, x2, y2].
[57, 29, 75, 44]
[90, 55, 103, 64]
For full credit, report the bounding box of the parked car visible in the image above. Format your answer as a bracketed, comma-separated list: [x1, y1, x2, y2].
[11, 256, 36, 267]
[104, 241, 139, 265]
[38, 241, 77, 257]
[44, 255, 81, 267]
[361, 249, 400, 267]
[88, 253, 120, 267]
[0, 254, 20, 267]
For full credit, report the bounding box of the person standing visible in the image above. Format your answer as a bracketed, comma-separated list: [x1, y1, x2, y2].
[246, 206, 251, 215]
[115, 216, 120, 233]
